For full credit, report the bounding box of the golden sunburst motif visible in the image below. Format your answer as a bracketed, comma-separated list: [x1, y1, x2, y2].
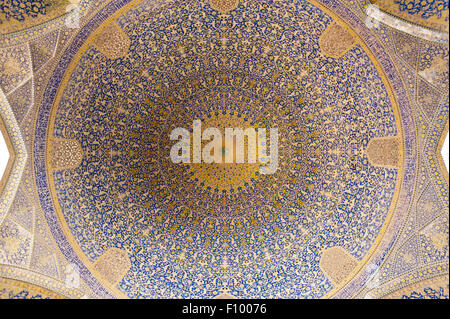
[0, 0, 448, 302]
[186, 111, 262, 193]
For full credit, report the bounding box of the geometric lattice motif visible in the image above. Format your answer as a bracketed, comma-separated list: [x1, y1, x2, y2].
[319, 21, 356, 58]
[92, 22, 130, 60]
[49, 138, 83, 170]
[93, 248, 131, 286]
[209, 0, 240, 13]
[319, 247, 358, 286]
[366, 136, 401, 168]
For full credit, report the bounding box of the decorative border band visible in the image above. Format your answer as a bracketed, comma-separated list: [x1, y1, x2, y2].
[0, 264, 88, 298]
[316, 0, 418, 299]
[33, 0, 133, 299]
[0, 87, 27, 227]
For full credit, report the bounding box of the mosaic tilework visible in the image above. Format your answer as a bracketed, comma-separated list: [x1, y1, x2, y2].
[335, 15, 449, 296]
[6, 80, 33, 125]
[0, 265, 89, 298]
[402, 287, 449, 299]
[0, 0, 447, 300]
[361, 1, 448, 43]
[0, 44, 32, 95]
[394, 0, 448, 20]
[209, 0, 240, 13]
[399, 273, 449, 299]
[33, 0, 138, 299]
[1, 278, 56, 299]
[0, 0, 54, 32]
[303, 0, 447, 300]
[92, 22, 130, 59]
[0, 217, 32, 267]
[29, 30, 59, 72]
[0, 0, 96, 47]
[376, 0, 449, 32]
[362, 262, 449, 298]
[0, 87, 28, 227]
[319, 21, 356, 57]
[319, 247, 358, 285]
[33, 0, 404, 299]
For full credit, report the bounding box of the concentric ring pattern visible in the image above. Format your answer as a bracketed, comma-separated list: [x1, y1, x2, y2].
[41, 0, 403, 298]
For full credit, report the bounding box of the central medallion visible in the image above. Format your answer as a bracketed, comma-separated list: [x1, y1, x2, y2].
[184, 111, 265, 194]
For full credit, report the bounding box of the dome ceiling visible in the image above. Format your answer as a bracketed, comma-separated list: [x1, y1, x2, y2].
[0, 0, 448, 299]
